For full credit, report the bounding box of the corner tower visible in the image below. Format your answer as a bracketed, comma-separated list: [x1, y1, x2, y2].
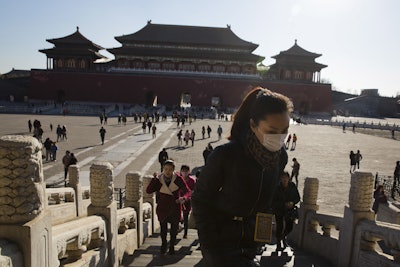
[39, 27, 107, 71]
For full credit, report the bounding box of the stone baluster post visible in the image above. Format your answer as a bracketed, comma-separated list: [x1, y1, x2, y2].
[68, 165, 84, 217]
[338, 172, 375, 267]
[142, 175, 159, 233]
[0, 135, 52, 267]
[124, 172, 143, 246]
[87, 162, 118, 267]
[293, 177, 319, 247]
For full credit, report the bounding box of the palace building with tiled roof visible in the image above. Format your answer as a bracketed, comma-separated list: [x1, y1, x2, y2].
[29, 22, 332, 114]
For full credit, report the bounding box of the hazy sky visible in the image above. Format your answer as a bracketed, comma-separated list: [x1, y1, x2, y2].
[1, 0, 399, 97]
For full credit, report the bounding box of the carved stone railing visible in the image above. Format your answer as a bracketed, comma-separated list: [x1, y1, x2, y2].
[304, 212, 343, 264]
[143, 202, 152, 220]
[308, 213, 342, 237]
[142, 175, 159, 233]
[46, 188, 76, 225]
[52, 215, 106, 266]
[47, 188, 75, 205]
[117, 208, 136, 234]
[353, 220, 400, 266]
[116, 207, 137, 262]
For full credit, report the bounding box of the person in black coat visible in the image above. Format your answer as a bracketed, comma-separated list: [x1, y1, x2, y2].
[158, 148, 169, 172]
[272, 171, 300, 251]
[192, 87, 293, 266]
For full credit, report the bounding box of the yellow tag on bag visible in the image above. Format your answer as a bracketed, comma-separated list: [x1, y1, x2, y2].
[254, 212, 273, 243]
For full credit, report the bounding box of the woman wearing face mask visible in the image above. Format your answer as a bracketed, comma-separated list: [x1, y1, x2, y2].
[192, 87, 293, 267]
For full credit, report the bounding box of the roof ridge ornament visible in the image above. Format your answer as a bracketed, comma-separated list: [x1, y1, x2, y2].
[147, 20, 152, 25]
[76, 26, 79, 32]
[295, 39, 297, 45]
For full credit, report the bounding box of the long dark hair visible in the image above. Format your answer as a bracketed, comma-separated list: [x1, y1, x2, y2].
[229, 87, 293, 141]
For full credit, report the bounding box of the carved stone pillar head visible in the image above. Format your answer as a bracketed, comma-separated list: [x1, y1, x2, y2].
[0, 135, 44, 224]
[303, 177, 319, 206]
[142, 175, 155, 203]
[125, 172, 142, 203]
[349, 172, 374, 212]
[89, 162, 114, 207]
[68, 165, 80, 186]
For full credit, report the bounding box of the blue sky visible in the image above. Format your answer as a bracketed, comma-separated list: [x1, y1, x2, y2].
[1, 0, 399, 97]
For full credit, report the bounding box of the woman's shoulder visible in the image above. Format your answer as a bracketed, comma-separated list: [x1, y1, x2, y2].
[212, 141, 244, 154]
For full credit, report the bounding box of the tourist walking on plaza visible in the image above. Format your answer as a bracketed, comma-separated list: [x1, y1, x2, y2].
[355, 150, 363, 169]
[217, 125, 223, 140]
[349, 150, 357, 173]
[202, 126, 206, 139]
[62, 125, 68, 140]
[190, 129, 195, 146]
[142, 121, 146, 133]
[291, 158, 300, 187]
[202, 143, 213, 165]
[50, 142, 58, 161]
[56, 124, 62, 141]
[207, 125, 211, 138]
[184, 130, 190, 146]
[43, 137, 53, 161]
[62, 150, 71, 181]
[192, 87, 292, 266]
[272, 171, 300, 251]
[146, 160, 189, 255]
[179, 165, 197, 239]
[177, 129, 183, 146]
[99, 126, 106, 145]
[158, 148, 169, 172]
[290, 133, 297, 150]
[152, 124, 157, 138]
[372, 185, 388, 214]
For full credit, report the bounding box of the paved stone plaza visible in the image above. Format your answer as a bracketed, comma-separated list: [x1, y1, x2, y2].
[1, 113, 398, 215]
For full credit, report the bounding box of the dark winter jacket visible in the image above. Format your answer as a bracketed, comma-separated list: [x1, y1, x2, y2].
[272, 182, 300, 217]
[192, 141, 287, 250]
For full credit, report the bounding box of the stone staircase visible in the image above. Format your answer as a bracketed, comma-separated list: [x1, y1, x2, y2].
[121, 229, 204, 266]
[120, 229, 333, 267]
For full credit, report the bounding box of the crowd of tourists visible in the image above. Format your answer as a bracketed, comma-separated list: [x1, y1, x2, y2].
[29, 119, 68, 161]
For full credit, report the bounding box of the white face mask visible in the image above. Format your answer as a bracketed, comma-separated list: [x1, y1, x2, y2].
[260, 132, 287, 152]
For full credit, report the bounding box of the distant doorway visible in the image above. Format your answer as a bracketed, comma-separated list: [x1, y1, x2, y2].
[57, 90, 65, 103]
[211, 96, 221, 108]
[145, 91, 155, 107]
[180, 92, 191, 109]
[299, 101, 309, 115]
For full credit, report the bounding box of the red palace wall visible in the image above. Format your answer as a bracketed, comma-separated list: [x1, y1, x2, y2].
[30, 70, 332, 113]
